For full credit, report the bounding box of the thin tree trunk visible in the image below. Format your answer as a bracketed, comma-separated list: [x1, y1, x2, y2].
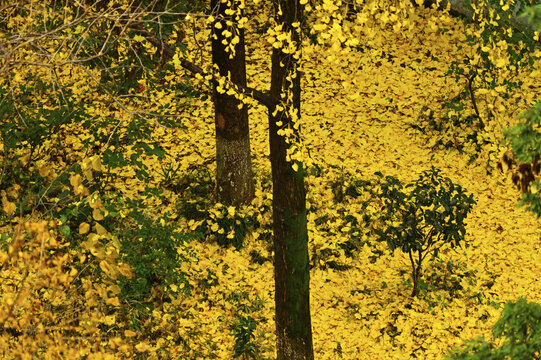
[211, 0, 255, 206]
[269, 1, 314, 359]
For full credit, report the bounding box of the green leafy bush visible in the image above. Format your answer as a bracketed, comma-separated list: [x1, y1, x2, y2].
[116, 208, 192, 302]
[231, 315, 258, 359]
[374, 167, 476, 296]
[445, 297, 541, 360]
[227, 289, 270, 359]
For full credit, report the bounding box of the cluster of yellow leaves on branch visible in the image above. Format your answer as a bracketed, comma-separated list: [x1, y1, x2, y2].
[0, 0, 540, 359]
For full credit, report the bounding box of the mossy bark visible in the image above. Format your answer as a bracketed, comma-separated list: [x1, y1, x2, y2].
[211, 0, 255, 207]
[269, 1, 314, 359]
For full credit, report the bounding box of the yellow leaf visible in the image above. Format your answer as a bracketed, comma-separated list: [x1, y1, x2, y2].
[39, 165, 49, 177]
[1, 192, 16, 216]
[93, 208, 104, 221]
[124, 330, 137, 338]
[89, 195, 103, 209]
[106, 297, 120, 306]
[103, 315, 116, 325]
[494, 58, 507, 68]
[135, 342, 149, 352]
[70, 174, 82, 189]
[79, 222, 90, 234]
[91, 156, 102, 171]
[95, 222, 108, 235]
[100, 260, 119, 280]
[20, 153, 30, 165]
[190, 220, 201, 231]
[118, 263, 134, 278]
[49, 236, 57, 246]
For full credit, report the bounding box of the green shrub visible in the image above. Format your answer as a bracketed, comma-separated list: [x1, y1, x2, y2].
[445, 297, 541, 360]
[228, 290, 269, 360]
[116, 209, 192, 303]
[231, 315, 258, 359]
[374, 167, 476, 296]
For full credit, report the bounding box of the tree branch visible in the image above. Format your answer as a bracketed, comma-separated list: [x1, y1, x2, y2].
[128, 24, 279, 111]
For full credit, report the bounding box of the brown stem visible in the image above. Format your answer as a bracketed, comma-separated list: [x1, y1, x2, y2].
[467, 72, 485, 129]
[408, 250, 418, 297]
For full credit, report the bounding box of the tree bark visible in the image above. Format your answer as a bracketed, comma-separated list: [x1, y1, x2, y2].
[211, 0, 255, 206]
[269, 1, 314, 359]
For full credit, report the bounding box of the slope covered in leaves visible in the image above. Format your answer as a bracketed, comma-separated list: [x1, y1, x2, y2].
[151, 6, 541, 359]
[0, 3, 540, 360]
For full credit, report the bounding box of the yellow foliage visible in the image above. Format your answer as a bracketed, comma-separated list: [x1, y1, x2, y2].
[0, 0, 540, 359]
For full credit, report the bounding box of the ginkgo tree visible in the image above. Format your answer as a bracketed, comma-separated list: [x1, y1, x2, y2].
[183, 0, 315, 357]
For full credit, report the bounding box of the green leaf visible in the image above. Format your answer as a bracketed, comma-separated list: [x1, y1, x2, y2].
[60, 225, 71, 237]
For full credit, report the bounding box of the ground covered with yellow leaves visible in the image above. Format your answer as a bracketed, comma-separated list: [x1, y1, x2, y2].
[1, 3, 540, 360]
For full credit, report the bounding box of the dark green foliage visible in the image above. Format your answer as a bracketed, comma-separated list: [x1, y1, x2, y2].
[116, 209, 192, 301]
[227, 290, 269, 359]
[424, 258, 476, 297]
[521, 3, 541, 29]
[231, 315, 258, 359]
[75, 0, 189, 94]
[249, 250, 271, 265]
[0, 0, 197, 227]
[185, 0, 208, 13]
[331, 172, 374, 204]
[374, 167, 476, 296]
[445, 0, 539, 125]
[407, 105, 489, 161]
[0, 77, 81, 158]
[445, 298, 541, 360]
[0, 158, 59, 217]
[504, 101, 541, 164]
[499, 1, 541, 220]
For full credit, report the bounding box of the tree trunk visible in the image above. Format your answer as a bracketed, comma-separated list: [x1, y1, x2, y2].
[269, 1, 314, 359]
[211, 0, 255, 206]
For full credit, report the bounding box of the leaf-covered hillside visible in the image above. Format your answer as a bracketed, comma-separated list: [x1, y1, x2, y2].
[0, 1, 540, 359]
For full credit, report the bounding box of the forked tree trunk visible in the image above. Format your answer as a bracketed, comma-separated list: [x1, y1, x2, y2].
[211, 0, 255, 206]
[269, 0, 314, 359]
